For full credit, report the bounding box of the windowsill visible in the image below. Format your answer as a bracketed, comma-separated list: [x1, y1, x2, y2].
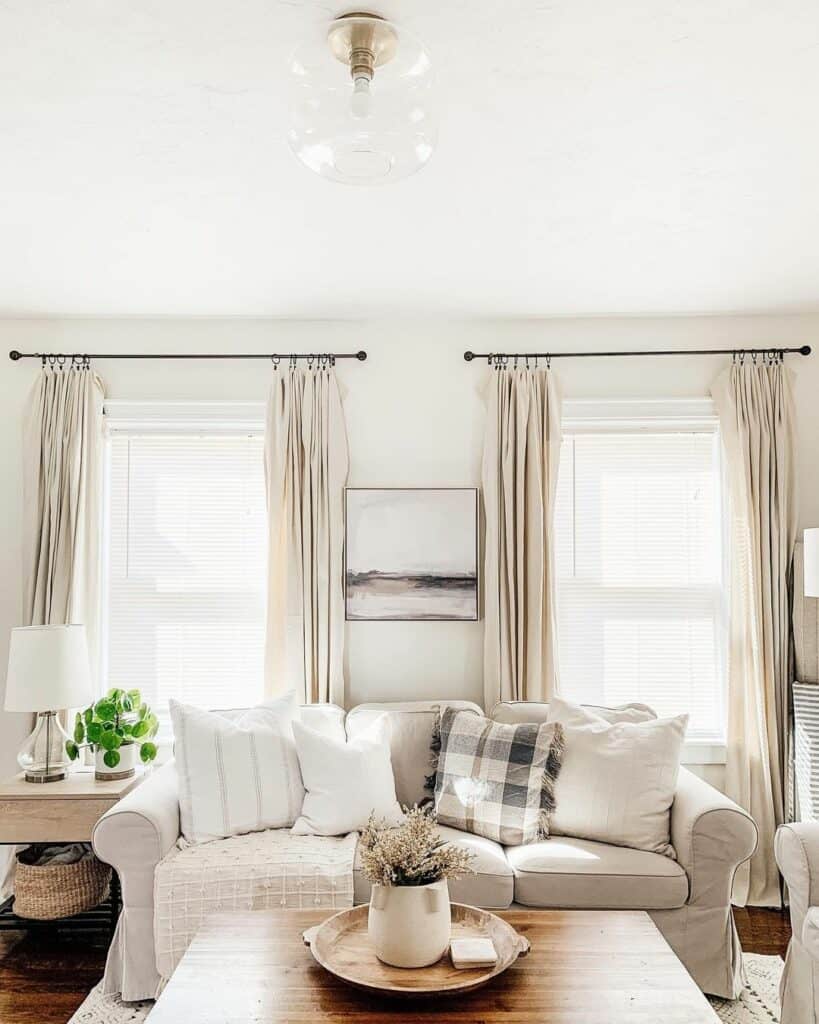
[682, 740, 726, 766]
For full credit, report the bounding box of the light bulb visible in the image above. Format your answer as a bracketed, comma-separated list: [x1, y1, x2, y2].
[351, 76, 371, 119]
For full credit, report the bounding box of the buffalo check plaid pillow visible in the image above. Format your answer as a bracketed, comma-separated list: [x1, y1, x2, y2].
[433, 707, 565, 846]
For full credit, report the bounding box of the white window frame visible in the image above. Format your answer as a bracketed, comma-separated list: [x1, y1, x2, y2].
[99, 400, 268, 728]
[98, 399, 727, 765]
[103, 400, 266, 437]
[559, 398, 728, 766]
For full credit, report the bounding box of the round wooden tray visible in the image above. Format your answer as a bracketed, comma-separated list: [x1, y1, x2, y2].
[302, 901, 530, 998]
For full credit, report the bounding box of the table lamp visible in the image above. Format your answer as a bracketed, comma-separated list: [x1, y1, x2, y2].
[4, 624, 93, 783]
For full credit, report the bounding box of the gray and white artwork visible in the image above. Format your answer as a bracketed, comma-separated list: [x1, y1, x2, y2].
[345, 489, 478, 621]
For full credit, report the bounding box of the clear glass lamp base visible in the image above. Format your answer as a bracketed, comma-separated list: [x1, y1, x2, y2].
[18, 711, 72, 783]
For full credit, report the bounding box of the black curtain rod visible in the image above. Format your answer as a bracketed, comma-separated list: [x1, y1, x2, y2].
[8, 350, 367, 364]
[464, 345, 811, 362]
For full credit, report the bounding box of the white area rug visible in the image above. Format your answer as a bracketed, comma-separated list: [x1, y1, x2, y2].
[68, 953, 784, 1024]
[709, 954, 782, 1024]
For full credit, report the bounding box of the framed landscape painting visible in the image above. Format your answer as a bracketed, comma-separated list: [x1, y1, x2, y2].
[345, 488, 479, 621]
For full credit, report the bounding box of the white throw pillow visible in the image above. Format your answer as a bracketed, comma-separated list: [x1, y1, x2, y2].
[292, 715, 403, 836]
[546, 695, 687, 857]
[170, 693, 305, 844]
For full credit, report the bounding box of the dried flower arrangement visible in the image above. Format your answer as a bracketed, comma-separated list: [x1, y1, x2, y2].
[360, 805, 475, 887]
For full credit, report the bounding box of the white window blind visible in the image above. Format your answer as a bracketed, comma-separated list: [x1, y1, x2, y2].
[553, 401, 727, 745]
[103, 407, 267, 732]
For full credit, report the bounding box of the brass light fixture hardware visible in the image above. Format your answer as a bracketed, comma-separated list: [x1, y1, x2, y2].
[287, 12, 436, 184]
[327, 12, 398, 80]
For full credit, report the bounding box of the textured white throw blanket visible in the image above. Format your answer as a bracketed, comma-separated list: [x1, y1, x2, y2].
[154, 829, 356, 980]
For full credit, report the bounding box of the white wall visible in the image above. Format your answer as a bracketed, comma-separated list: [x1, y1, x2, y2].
[2, 314, 819, 787]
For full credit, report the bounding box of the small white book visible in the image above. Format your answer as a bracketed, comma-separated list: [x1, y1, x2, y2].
[450, 937, 498, 969]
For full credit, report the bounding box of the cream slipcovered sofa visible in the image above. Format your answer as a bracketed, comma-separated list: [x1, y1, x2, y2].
[775, 822, 819, 1023]
[93, 699, 757, 1002]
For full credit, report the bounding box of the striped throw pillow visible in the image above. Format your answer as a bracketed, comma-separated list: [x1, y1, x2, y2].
[170, 695, 305, 844]
[433, 707, 564, 846]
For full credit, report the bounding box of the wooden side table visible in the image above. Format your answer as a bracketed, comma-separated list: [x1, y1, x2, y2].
[0, 766, 144, 934]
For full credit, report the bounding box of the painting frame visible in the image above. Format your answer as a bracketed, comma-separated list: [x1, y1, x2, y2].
[344, 487, 479, 622]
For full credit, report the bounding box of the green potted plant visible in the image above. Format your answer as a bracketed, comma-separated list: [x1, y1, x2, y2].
[66, 687, 159, 780]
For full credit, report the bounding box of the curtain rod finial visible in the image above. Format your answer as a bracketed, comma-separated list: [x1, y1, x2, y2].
[801, 345, 812, 356]
[9, 350, 21, 361]
[464, 351, 474, 361]
[356, 350, 367, 361]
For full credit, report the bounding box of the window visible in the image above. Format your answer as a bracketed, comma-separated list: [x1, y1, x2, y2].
[102, 403, 267, 732]
[553, 400, 727, 750]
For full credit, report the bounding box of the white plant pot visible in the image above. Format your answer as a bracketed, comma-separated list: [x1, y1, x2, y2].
[368, 879, 451, 968]
[95, 742, 137, 781]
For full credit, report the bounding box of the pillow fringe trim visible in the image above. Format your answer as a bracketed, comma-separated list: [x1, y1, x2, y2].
[539, 722, 565, 839]
[424, 705, 442, 794]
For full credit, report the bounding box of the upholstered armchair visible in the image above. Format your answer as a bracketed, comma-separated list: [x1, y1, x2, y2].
[775, 822, 819, 1023]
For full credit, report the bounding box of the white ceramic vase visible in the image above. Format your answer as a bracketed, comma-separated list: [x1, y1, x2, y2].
[95, 742, 137, 780]
[368, 879, 451, 968]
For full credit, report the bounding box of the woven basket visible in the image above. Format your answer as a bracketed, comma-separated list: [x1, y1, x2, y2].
[13, 847, 111, 920]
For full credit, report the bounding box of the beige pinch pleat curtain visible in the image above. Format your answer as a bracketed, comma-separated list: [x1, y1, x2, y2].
[264, 364, 349, 705]
[22, 362, 105, 674]
[481, 365, 563, 710]
[712, 355, 797, 908]
[1, 362, 105, 900]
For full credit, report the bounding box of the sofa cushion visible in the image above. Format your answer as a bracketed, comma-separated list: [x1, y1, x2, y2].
[490, 700, 657, 726]
[506, 836, 688, 910]
[546, 696, 687, 857]
[221, 703, 347, 743]
[346, 701, 482, 808]
[299, 703, 347, 742]
[154, 829, 356, 980]
[353, 824, 513, 910]
[292, 715, 402, 836]
[433, 708, 564, 846]
[170, 695, 304, 844]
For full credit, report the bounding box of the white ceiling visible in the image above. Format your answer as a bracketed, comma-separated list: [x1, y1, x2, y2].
[2, 1, 819, 317]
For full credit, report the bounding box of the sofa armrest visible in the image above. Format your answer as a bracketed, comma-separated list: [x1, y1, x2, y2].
[671, 767, 757, 906]
[92, 761, 180, 1000]
[93, 760, 181, 882]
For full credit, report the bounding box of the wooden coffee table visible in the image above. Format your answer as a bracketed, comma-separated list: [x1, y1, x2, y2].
[148, 908, 719, 1023]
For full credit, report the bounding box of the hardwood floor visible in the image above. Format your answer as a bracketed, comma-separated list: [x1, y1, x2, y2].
[0, 929, 109, 1024]
[734, 905, 792, 958]
[0, 908, 793, 1024]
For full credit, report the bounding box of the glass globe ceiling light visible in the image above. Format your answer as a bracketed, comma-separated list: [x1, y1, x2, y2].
[287, 13, 436, 185]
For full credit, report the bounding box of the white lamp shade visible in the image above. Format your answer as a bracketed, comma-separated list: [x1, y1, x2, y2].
[4, 625, 93, 712]
[806, 529, 819, 598]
